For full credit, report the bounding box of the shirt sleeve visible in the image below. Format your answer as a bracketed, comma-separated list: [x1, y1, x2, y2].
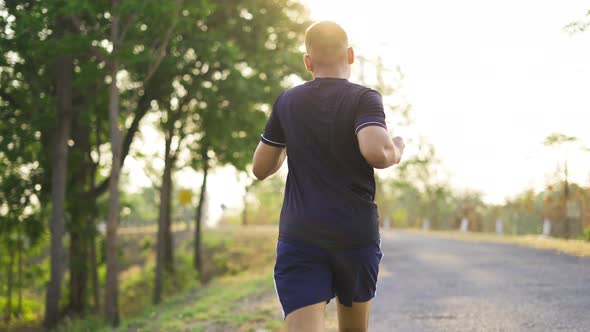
[260, 95, 286, 148]
[354, 89, 387, 135]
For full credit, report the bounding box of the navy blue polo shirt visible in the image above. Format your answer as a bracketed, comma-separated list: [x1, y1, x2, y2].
[260, 77, 387, 249]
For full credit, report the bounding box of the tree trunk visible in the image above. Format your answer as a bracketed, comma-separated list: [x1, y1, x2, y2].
[154, 136, 174, 304]
[44, 53, 73, 329]
[69, 209, 88, 314]
[563, 161, 570, 239]
[89, 225, 100, 311]
[68, 96, 95, 315]
[194, 147, 209, 276]
[162, 115, 178, 272]
[17, 231, 23, 316]
[105, 1, 121, 325]
[89, 171, 100, 312]
[242, 185, 248, 226]
[4, 248, 14, 322]
[163, 159, 174, 272]
[90, 100, 101, 313]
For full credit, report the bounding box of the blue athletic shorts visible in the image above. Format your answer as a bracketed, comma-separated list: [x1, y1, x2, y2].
[273, 239, 383, 318]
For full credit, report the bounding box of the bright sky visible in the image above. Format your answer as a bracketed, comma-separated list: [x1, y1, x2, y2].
[127, 0, 590, 225]
[304, 0, 590, 203]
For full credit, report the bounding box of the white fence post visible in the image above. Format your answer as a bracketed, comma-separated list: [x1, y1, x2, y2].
[542, 218, 552, 237]
[460, 217, 469, 233]
[496, 218, 503, 235]
[423, 218, 430, 231]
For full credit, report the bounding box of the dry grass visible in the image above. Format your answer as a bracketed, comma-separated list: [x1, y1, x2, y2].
[116, 223, 188, 235]
[403, 229, 590, 257]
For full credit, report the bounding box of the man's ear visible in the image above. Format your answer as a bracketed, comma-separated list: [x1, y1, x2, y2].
[348, 47, 355, 65]
[304, 54, 313, 72]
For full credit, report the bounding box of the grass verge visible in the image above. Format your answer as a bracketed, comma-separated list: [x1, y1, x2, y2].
[56, 270, 283, 332]
[402, 229, 590, 257]
[2, 226, 281, 331]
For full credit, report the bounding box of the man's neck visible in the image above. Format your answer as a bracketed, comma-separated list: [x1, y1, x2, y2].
[312, 67, 349, 80]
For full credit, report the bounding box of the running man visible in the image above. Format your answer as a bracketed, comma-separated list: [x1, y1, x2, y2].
[252, 21, 405, 332]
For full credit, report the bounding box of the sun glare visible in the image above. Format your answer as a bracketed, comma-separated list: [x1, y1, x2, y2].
[304, 0, 590, 203]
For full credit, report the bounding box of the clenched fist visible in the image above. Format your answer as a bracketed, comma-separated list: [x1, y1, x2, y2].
[392, 136, 405, 164]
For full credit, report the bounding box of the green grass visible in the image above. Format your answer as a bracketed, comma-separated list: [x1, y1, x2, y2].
[56, 270, 281, 332]
[0, 296, 44, 327]
[404, 229, 590, 256]
[51, 226, 282, 332]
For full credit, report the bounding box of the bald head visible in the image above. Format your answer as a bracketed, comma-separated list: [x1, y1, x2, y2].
[305, 21, 349, 65]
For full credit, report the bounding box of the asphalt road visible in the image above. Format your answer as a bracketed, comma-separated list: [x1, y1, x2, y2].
[369, 231, 590, 332]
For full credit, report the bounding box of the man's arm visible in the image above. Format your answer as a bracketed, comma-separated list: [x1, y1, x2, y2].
[252, 142, 287, 180]
[357, 126, 404, 169]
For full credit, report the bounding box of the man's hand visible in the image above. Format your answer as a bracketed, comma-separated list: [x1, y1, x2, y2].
[392, 136, 405, 164]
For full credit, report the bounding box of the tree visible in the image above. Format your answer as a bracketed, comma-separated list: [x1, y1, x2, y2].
[45, 48, 74, 329]
[0, 5, 47, 319]
[104, 0, 122, 325]
[544, 132, 581, 238]
[0, 1, 81, 326]
[564, 10, 590, 34]
[175, 0, 310, 276]
[102, 0, 186, 323]
[150, 67, 189, 304]
[0, 154, 44, 323]
[1, 1, 105, 322]
[144, 2, 213, 303]
[380, 140, 456, 229]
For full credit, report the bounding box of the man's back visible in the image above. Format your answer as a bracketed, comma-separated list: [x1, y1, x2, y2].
[262, 77, 387, 249]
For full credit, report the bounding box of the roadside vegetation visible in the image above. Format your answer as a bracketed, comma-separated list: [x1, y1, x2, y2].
[403, 229, 590, 257]
[2, 226, 279, 331]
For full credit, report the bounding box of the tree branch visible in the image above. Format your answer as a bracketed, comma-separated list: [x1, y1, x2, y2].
[141, 0, 184, 86]
[0, 91, 19, 110]
[91, 46, 109, 63]
[117, 15, 136, 45]
[88, 86, 152, 197]
[87, 0, 185, 198]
